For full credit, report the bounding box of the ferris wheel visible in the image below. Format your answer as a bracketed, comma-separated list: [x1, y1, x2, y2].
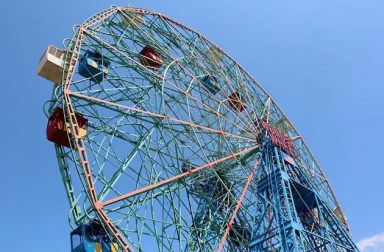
[37, 5, 359, 252]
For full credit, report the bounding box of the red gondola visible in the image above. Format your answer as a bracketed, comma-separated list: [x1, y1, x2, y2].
[46, 107, 88, 148]
[139, 46, 163, 69]
[228, 92, 247, 112]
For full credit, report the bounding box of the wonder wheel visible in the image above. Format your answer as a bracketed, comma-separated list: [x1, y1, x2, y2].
[38, 5, 358, 252]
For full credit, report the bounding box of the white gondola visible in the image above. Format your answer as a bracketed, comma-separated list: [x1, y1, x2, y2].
[121, 10, 144, 28]
[37, 45, 66, 84]
[206, 46, 224, 63]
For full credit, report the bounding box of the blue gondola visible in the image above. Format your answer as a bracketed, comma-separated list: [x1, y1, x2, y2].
[78, 50, 110, 83]
[202, 75, 220, 95]
[290, 180, 317, 213]
[71, 222, 118, 252]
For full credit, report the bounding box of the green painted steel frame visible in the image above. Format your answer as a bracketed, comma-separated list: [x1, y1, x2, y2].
[250, 144, 358, 251]
[43, 5, 357, 251]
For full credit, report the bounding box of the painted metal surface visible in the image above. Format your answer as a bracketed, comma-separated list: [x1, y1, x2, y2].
[41, 5, 358, 251]
[249, 144, 357, 251]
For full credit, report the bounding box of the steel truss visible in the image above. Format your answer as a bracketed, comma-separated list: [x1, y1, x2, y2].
[43, 5, 358, 251]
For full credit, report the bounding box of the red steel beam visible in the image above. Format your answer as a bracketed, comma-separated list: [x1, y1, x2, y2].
[99, 145, 259, 208]
[217, 157, 260, 252]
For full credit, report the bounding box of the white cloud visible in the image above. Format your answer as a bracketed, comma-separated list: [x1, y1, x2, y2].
[357, 232, 384, 252]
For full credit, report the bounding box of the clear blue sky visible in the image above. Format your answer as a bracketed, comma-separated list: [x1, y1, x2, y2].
[0, 0, 383, 251]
